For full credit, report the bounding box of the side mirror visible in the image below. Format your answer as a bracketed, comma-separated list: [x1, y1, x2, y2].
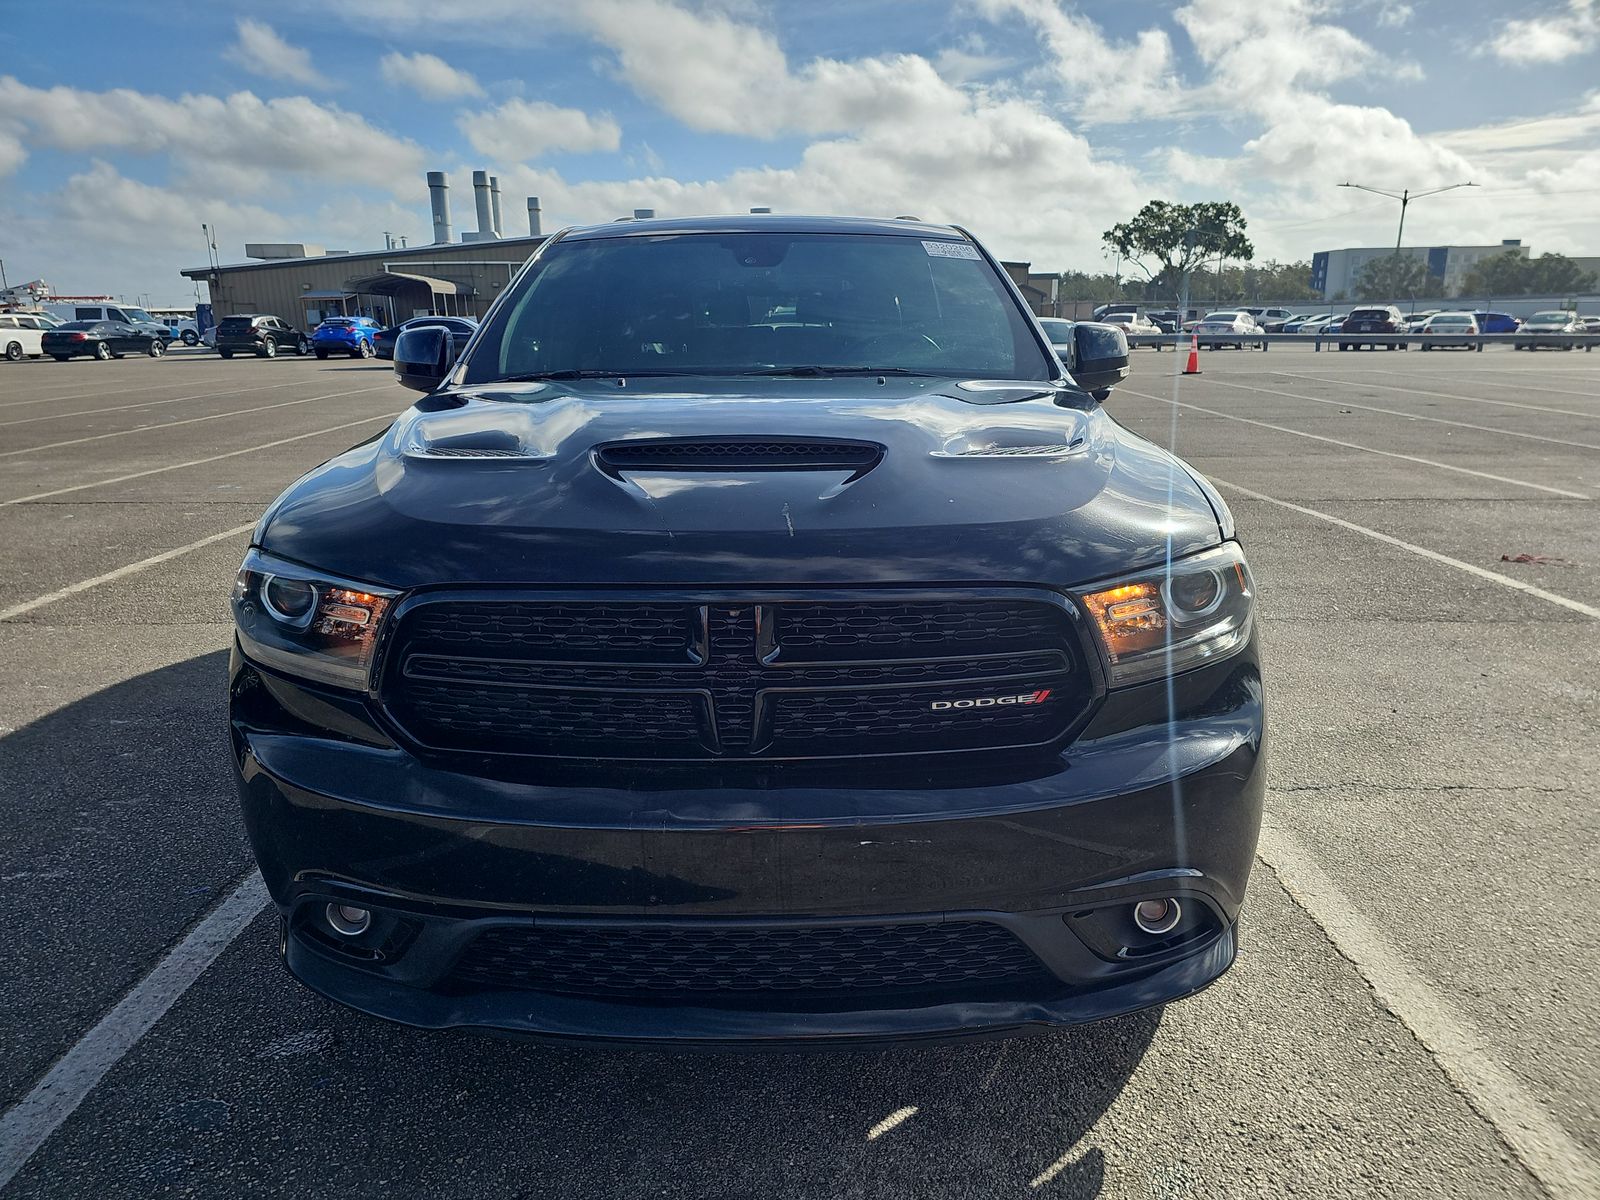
[1069, 322, 1130, 398]
[395, 326, 457, 393]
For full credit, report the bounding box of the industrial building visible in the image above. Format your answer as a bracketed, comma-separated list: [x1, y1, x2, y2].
[181, 171, 548, 329]
[1310, 240, 1529, 299]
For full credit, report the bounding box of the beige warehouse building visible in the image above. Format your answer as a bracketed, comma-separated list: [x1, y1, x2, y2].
[181, 172, 549, 330]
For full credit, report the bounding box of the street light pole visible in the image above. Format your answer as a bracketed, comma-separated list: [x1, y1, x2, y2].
[1337, 180, 1476, 258]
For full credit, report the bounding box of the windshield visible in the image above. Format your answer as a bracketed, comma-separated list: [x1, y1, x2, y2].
[124, 308, 155, 324]
[465, 231, 1052, 384]
[1529, 312, 1568, 322]
[1202, 312, 1238, 321]
[1431, 316, 1472, 326]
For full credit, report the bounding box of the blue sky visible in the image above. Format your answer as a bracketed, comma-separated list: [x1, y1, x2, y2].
[2, 0, 1597, 305]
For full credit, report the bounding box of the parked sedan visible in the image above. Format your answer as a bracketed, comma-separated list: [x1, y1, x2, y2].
[1514, 311, 1583, 350]
[312, 316, 381, 359]
[41, 320, 166, 361]
[1193, 311, 1261, 349]
[1099, 311, 1162, 340]
[1282, 313, 1331, 333]
[1417, 312, 1478, 349]
[1472, 311, 1520, 334]
[1337, 306, 1408, 350]
[374, 316, 478, 360]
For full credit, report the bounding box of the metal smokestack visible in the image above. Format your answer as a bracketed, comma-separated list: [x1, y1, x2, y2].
[472, 170, 495, 239]
[490, 175, 503, 236]
[527, 196, 542, 237]
[427, 171, 452, 244]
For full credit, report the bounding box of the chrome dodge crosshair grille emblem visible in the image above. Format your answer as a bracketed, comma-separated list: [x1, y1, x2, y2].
[929, 690, 1052, 711]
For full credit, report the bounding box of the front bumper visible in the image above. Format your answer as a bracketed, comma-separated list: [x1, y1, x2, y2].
[232, 640, 1265, 1044]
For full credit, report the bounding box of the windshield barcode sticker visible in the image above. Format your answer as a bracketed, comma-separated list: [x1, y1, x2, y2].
[923, 240, 981, 260]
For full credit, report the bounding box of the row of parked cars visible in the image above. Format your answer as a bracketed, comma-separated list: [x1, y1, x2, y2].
[1088, 304, 1599, 350]
[0, 309, 479, 365]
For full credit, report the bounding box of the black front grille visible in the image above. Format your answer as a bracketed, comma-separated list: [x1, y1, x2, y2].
[383, 594, 1086, 760]
[447, 920, 1050, 1002]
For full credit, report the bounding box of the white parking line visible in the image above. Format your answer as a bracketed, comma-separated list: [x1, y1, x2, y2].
[1315, 368, 1600, 401]
[1258, 816, 1600, 1200]
[1273, 371, 1600, 418]
[1119, 388, 1588, 499]
[1211, 477, 1600, 619]
[0, 372, 239, 411]
[1204, 379, 1600, 452]
[0, 522, 256, 622]
[0, 411, 402, 508]
[0, 384, 395, 458]
[0, 872, 270, 1191]
[0, 380, 301, 429]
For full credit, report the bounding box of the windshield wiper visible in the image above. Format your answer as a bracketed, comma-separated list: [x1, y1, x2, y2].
[745, 365, 937, 377]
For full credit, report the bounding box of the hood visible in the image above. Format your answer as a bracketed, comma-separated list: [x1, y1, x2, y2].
[257, 376, 1223, 590]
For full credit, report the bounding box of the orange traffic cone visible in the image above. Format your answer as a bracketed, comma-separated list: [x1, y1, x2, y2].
[1182, 333, 1201, 375]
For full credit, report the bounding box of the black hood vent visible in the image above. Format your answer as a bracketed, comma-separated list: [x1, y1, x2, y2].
[597, 438, 883, 474]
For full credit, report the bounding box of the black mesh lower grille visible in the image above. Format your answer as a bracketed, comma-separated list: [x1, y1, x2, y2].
[383, 594, 1087, 760]
[447, 920, 1050, 1001]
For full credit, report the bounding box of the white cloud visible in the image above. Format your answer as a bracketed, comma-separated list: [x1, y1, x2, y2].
[1493, 0, 1600, 63]
[379, 51, 484, 99]
[224, 19, 331, 89]
[0, 127, 25, 177]
[457, 98, 621, 162]
[976, 0, 1183, 121]
[0, 77, 425, 193]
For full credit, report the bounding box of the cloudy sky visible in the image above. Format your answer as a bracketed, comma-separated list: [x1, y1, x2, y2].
[1, 0, 1597, 305]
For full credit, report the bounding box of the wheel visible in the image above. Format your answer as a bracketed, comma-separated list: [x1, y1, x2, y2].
[4, 341, 21, 362]
[1338, 342, 1349, 351]
[295, 337, 309, 356]
[359, 339, 374, 358]
[182, 330, 199, 346]
[261, 338, 277, 358]
[147, 340, 165, 358]
[219, 349, 234, 359]
[315, 350, 328, 360]
[94, 341, 112, 360]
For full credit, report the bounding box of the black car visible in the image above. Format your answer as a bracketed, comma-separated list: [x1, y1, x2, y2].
[230, 215, 1265, 1045]
[41, 320, 166, 361]
[1337, 306, 1409, 350]
[373, 316, 478, 360]
[215, 314, 309, 359]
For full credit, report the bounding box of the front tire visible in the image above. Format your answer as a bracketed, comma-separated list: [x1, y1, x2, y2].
[4, 341, 21, 362]
[219, 349, 234, 359]
[182, 330, 199, 346]
[359, 338, 374, 359]
[294, 336, 309, 356]
[148, 340, 165, 358]
[94, 342, 112, 360]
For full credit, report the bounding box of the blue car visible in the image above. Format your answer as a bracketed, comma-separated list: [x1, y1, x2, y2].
[311, 316, 381, 359]
[1472, 311, 1520, 334]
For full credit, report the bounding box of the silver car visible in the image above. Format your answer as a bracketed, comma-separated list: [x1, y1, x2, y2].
[1515, 311, 1582, 350]
[1418, 312, 1478, 350]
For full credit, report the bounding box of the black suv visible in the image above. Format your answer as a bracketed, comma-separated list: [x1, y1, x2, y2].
[215, 314, 309, 359]
[229, 215, 1265, 1045]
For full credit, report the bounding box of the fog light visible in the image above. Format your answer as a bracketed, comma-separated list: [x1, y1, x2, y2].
[325, 903, 372, 937]
[1133, 898, 1182, 936]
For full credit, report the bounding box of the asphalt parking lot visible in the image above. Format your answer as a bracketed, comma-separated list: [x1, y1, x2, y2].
[1, 343, 1597, 1199]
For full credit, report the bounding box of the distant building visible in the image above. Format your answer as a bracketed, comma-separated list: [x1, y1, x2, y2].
[1310, 240, 1529, 298]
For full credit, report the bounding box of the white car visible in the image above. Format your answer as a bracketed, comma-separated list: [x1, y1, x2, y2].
[1418, 312, 1478, 350]
[0, 312, 63, 361]
[1193, 310, 1261, 349]
[1100, 311, 1163, 339]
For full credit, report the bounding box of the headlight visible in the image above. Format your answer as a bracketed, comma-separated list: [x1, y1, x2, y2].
[231, 549, 397, 689]
[1073, 543, 1254, 687]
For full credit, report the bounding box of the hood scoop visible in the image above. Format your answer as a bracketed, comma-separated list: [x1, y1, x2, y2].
[596, 437, 883, 477]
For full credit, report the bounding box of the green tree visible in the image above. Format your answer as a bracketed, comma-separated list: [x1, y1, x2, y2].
[1525, 253, 1597, 295]
[1461, 251, 1529, 296]
[1353, 254, 1440, 301]
[1102, 201, 1254, 300]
